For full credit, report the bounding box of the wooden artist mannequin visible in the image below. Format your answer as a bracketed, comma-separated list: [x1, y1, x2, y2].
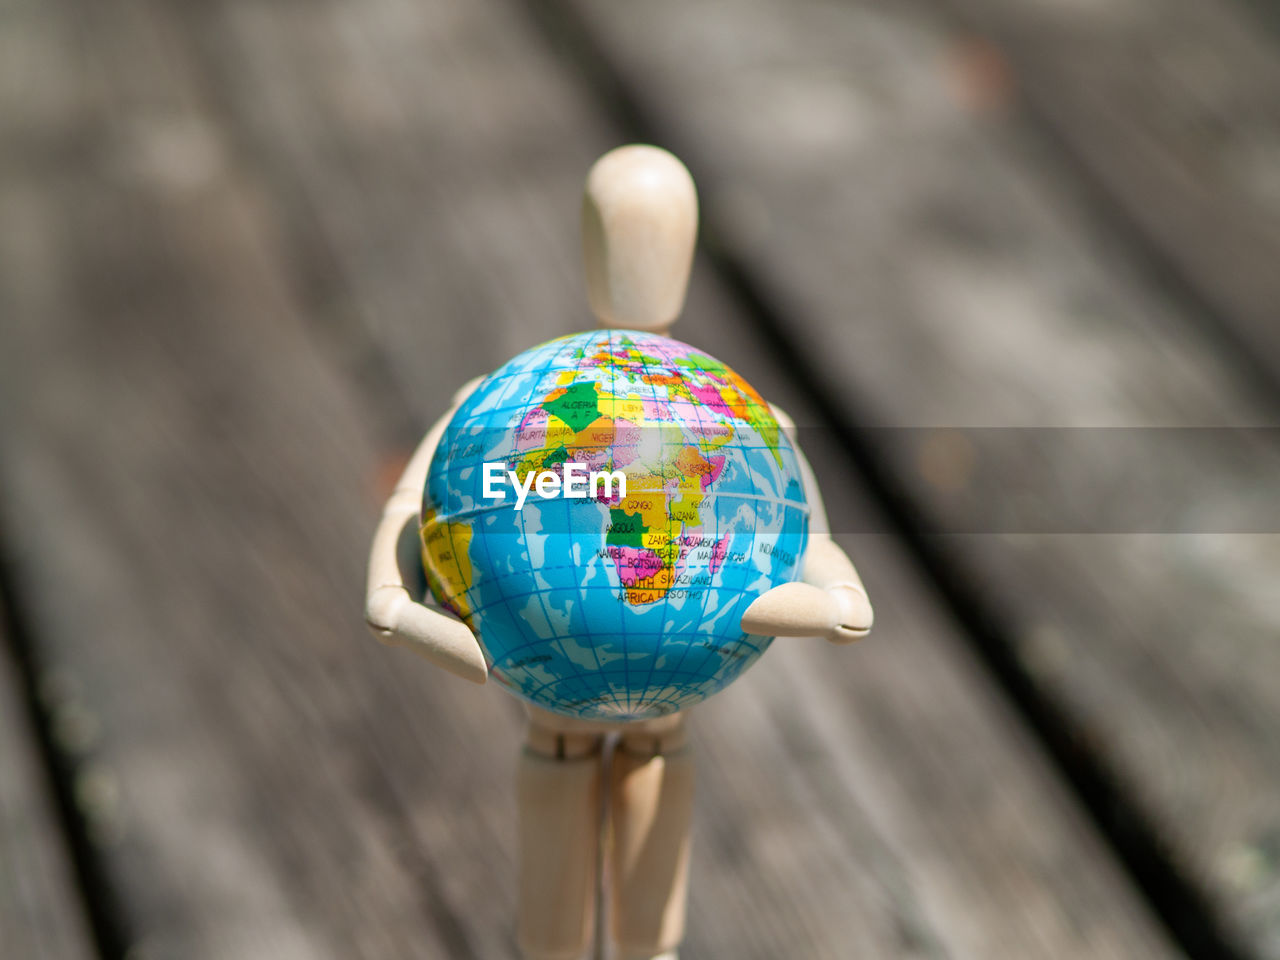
[365, 145, 873, 960]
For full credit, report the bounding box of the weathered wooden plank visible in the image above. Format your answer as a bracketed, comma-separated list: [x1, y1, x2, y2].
[0, 2, 522, 957]
[928, 0, 1280, 395]
[0, 3, 105, 955]
[555, 0, 1280, 956]
[0, 0, 1179, 957]
[0, 617, 97, 960]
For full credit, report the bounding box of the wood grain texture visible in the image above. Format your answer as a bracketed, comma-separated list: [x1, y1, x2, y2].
[1, 3, 524, 957]
[0, 3, 102, 955]
[0, 0, 1179, 956]
[0, 623, 97, 960]
[927, 0, 1280, 395]
[557, 0, 1280, 955]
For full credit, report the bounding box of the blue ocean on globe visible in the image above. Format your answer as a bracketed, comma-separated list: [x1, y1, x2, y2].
[421, 329, 809, 720]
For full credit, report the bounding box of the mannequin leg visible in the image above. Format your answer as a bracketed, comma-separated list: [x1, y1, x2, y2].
[517, 720, 605, 960]
[608, 719, 693, 960]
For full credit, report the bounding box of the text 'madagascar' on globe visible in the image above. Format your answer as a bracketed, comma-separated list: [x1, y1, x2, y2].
[421, 330, 809, 721]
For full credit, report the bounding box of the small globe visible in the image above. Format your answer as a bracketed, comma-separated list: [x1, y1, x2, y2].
[421, 330, 809, 720]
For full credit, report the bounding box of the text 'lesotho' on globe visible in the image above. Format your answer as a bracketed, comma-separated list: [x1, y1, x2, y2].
[421, 330, 810, 721]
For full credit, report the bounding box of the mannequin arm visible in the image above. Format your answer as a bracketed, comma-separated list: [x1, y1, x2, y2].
[364, 378, 490, 683]
[739, 405, 873, 644]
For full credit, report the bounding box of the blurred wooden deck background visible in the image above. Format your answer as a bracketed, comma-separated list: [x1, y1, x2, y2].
[2, 0, 1279, 958]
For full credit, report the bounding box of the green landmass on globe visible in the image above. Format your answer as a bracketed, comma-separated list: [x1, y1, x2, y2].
[421, 329, 810, 720]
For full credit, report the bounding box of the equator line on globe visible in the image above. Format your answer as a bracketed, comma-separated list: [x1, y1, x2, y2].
[421, 329, 809, 720]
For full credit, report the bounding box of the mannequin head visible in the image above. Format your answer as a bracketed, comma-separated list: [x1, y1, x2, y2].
[582, 145, 699, 335]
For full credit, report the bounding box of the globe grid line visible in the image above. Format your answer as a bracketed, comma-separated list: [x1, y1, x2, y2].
[637, 333, 721, 704]
[518, 666, 731, 715]
[617, 331, 744, 714]
[503, 328, 603, 710]
[440, 354, 558, 695]
[652, 334, 785, 694]
[548, 332, 630, 712]
[487, 625, 689, 675]
[539, 332, 623, 712]
[595, 330, 631, 711]
[515, 470, 604, 712]
[656, 333, 783, 708]
[691, 363, 765, 684]
[636, 332, 674, 709]
[559, 490, 615, 708]
[435, 462, 805, 509]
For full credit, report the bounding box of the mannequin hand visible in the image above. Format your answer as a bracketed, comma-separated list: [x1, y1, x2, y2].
[740, 581, 873, 644]
[365, 587, 489, 684]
